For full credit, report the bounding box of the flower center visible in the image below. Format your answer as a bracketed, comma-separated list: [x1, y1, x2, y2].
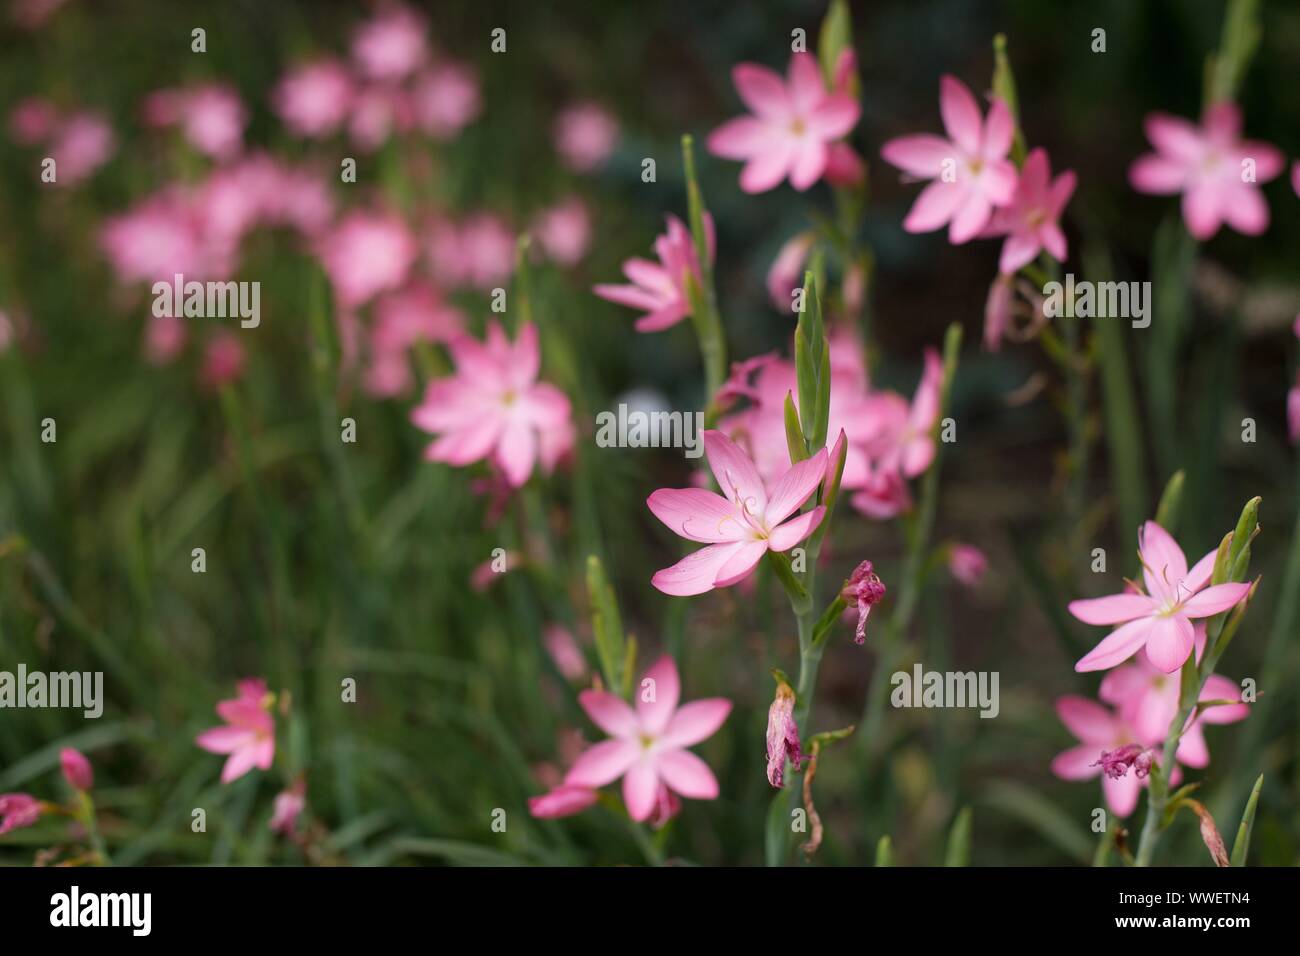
[789, 117, 807, 137]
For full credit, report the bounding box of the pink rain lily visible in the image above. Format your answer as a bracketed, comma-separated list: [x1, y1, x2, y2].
[563, 656, 731, 822]
[269, 779, 307, 835]
[708, 52, 859, 193]
[1099, 636, 1248, 766]
[983, 147, 1076, 273]
[948, 543, 988, 587]
[315, 210, 417, 308]
[533, 196, 592, 267]
[766, 231, 816, 311]
[1128, 102, 1284, 240]
[0, 793, 43, 835]
[272, 59, 355, 138]
[412, 62, 482, 139]
[1070, 521, 1251, 673]
[647, 430, 828, 596]
[60, 748, 93, 792]
[553, 102, 619, 172]
[410, 321, 574, 487]
[1052, 696, 1174, 817]
[351, 4, 427, 81]
[881, 76, 1015, 242]
[593, 213, 714, 333]
[195, 678, 276, 784]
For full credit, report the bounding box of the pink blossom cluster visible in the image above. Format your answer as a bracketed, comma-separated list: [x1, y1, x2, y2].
[8, 96, 115, 184]
[271, 4, 482, 150]
[1054, 522, 1252, 814]
[715, 332, 942, 521]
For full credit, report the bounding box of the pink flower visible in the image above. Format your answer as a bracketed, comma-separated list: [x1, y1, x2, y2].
[948, 544, 987, 586]
[196, 678, 275, 784]
[593, 213, 714, 333]
[48, 111, 115, 184]
[553, 103, 618, 172]
[708, 52, 859, 193]
[766, 231, 815, 310]
[411, 321, 573, 487]
[1099, 638, 1248, 765]
[9, 96, 57, 144]
[647, 430, 827, 596]
[880, 75, 1016, 242]
[273, 60, 354, 138]
[533, 196, 591, 267]
[1128, 102, 1284, 240]
[180, 85, 247, 160]
[348, 85, 410, 152]
[563, 656, 731, 822]
[765, 677, 803, 787]
[60, 748, 93, 792]
[983, 148, 1076, 273]
[841, 560, 886, 644]
[269, 780, 306, 835]
[316, 210, 417, 307]
[528, 784, 599, 819]
[351, 4, 427, 81]
[427, 214, 515, 289]
[983, 273, 1014, 352]
[200, 333, 246, 389]
[0, 793, 42, 835]
[371, 280, 462, 353]
[1051, 696, 1173, 816]
[849, 463, 912, 520]
[1069, 521, 1251, 673]
[543, 624, 587, 681]
[411, 62, 481, 139]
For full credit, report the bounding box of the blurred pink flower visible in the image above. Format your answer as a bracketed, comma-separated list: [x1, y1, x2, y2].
[593, 213, 713, 332]
[544, 624, 587, 681]
[273, 59, 355, 138]
[1052, 696, 1180, 816]
[848, 463, 912, 520]
[1069, 521, 1251, 673]
[101, 189, 218, 284]
[351, 4, 427, 81]
[1128, 102, 1284, 240]
[860, 348, 944, 478]
[765, 677, 802, 787]
[195, 678, 275, 784]
[411, 321, 573, 487]
[144, 314, 186, 364]
[983, 147, 1076, 272]
[270, 779, 307, 835]
[553, 102, 618, 172]
[411, 62, 481, 139]
[48, 111, 115, 184]
[880, 75, 1016, 243]
[11, 0, 68, 29]
[316, 210, 417, 307]
[564, 656, 731, 822]
[647, 430, 827, 596]
[983, 272, 1013, 352]
[348, 84, 410, 151]
[708, 52, 859, 193]
[371, 280, 462, 353]
[948, 543, 987, 586]
[0, 793, 42, 835]
[427, 213, 515, 289]
[183, 85, 247, 160]
[528, 784, 599, 819]
[200, 333, 247, 389]
[59, 748, 93, 792]
[766, 231, 815, 310]
[8, 96, 57, 144]
[533, 196, 591, 267]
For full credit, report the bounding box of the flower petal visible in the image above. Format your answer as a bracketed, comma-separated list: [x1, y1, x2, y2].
[1143, 614, 1196, 673]
[767, 505, 825, 552]
[703, 429, 767, 514]
[647, 487, 746, 543]
[1056, 695, 1119, 743]
[938, 75, 981, 154]
[1075, 617, 1155, 672]
[651, 542, 747, 596]
[564, 739, 640, 788]
[764, 447, 827, 525]
[1179, 582, 1250, 619]
[1068, 593, 1156, 625]
[577, 690, 639, 738]
[622, 758, 660, 822]
[657, 749, 720, 800]
[659, 699, 732, 749]
[637, 655, 680, 736]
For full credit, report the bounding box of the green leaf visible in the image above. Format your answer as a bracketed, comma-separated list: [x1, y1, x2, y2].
[765, 788, 790, 867]
[944, 806, 972, 867]
[982, 780, 1091, 864]
[875, 835, 893, 867]
[783, 392, 808, 464]
[990, 35, 1026, 163]
[1230, 773, 1263, 867]
[817, 0, 853, 89]
[587, 555, 627, 694]
[1154, 470, 1185, 534]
